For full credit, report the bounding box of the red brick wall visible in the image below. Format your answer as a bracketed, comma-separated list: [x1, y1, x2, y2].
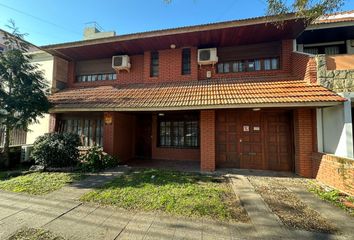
[198, 40, 293, 80]
[103, 112, 115, 157]
[291, 51, 317, 83]
[200, 110, 216, 171]
[312, 152, 354, 196]
[63, 39, 313, 87]
[151, 114, 200, 161]
[143, 48, 198, 83]
[103, 112, 135, 162]
[293, 108, 315, 177]
[113, 112, 135, 162]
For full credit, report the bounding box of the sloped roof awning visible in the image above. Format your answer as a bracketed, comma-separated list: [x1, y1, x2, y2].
[49, 79, 345, 112]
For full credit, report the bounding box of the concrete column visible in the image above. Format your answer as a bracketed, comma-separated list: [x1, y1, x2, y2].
[316, 108, 324, 153]
[200, 110, 216, 171]
[48, 113, 57, 133]
[341, 93, 353, 158]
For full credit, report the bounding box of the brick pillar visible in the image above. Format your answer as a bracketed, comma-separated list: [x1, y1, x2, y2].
[293, 108, 314, 177]
[48, 113, 57, 132]
[200, 110, 216, 171]
[103, 112, 115, 156]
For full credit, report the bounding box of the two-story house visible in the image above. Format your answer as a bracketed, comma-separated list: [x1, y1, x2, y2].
[43, 13, 345, 178]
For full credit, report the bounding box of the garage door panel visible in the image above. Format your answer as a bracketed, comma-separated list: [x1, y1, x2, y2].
[216, 110, 293, 171]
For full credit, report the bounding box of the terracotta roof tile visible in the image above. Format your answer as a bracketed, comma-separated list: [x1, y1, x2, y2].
[49, 79, 345, 111]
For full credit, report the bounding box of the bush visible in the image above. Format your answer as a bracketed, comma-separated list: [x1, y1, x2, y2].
[31, 132, 81, 168]
[79, 146, 118, 172]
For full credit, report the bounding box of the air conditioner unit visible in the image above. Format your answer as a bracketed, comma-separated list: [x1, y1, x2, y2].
[21, 145, 33, 162]
[112, 55, 131, 71]
[198, 48, 218, 65]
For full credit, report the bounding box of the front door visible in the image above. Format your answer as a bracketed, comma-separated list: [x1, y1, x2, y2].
[264, 112, 293, 171]
[239, 111, 263, 169]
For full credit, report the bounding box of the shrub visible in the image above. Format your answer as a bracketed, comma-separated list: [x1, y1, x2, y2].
[79, 146, 118, 172]
[31, 132, 81, 168]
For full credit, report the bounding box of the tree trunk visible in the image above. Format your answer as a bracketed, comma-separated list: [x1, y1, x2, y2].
[1, 124, 10, 167]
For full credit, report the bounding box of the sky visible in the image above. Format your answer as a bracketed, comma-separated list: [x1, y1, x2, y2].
[0, 0, 354, 46]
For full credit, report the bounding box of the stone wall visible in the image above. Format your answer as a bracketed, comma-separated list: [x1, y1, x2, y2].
[316, 55, 354, 92]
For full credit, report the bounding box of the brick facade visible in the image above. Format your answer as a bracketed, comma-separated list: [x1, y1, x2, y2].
[312, 152, 354, 196]
[65, 39, 303, 88]
[103, 112, 115, 157]
[293, 108, 315, 177]
[200, 110, 216, 171]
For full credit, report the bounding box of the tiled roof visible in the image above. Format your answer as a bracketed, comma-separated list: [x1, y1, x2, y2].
[313, 10, 354, 24]
[49, 79, 345, 111]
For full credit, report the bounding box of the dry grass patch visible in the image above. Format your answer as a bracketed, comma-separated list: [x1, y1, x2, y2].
[8, 227, 65, 240]
[248, 176, 338, 234]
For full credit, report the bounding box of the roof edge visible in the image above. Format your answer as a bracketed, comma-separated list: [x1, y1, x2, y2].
[49, 101, 343, 113]
[42, 13, 302, 50]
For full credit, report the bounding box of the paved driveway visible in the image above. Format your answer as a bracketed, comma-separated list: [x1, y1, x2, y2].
[0, 168, 353, 240]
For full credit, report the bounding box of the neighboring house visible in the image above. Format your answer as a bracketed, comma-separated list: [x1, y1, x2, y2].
[0, 29, 53, 149]
[297, 11, 354, 159]
[42, 13, 346, 180]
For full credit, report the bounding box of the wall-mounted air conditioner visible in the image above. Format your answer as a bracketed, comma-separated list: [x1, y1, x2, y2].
[112, 55, 131, 72]
[197, 48, 218, 65]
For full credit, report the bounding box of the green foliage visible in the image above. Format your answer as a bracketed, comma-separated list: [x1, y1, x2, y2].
[31, 132, 81, 168]
[81, 169, 245, 221]
[0, 172, 84, 195]
[309, 181, 353, 216]
[266, 0, 344, 21]
[79, 146, 118, 172]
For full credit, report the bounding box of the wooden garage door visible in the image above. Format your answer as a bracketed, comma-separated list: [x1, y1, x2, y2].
[216, 110, 293, 171]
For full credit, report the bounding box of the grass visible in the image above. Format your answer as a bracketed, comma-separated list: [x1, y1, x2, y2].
[81, 169, 249, 222]
[308, 181, 354, 217]
[8, 228, 65, 240]
[0, 172, 85, 195]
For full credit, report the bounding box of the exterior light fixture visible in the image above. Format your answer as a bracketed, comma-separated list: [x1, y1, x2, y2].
[170, 44, 176, 49]
[252, 108, 261, 111]
[158, 113, 165, 116]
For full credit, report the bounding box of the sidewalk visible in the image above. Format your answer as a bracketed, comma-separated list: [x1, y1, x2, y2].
[0, 168, 353, 240]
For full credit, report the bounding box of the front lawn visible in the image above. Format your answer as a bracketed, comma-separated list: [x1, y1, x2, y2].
[81, 169, 249, 222]
[0, 172, 85, 195]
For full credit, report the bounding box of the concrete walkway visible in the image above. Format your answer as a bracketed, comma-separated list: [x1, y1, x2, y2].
[0, 168, 353, 240]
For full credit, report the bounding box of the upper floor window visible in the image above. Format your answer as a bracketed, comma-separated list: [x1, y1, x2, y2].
[77, 73, 116, 82]
[303, 44, 345, 55]
[264, 58, 279, 70]
[150, 51, 159, 77]
[182, 48, 191, 75]
[217, 58, 279, 73]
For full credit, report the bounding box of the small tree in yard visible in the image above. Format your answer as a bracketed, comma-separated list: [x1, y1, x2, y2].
[0, 20, 51, 167]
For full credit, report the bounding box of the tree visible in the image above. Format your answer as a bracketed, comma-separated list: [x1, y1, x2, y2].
[0, 20, 51, 167]
[266, 0, 344, 22]
[164, 0, 345, 22]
